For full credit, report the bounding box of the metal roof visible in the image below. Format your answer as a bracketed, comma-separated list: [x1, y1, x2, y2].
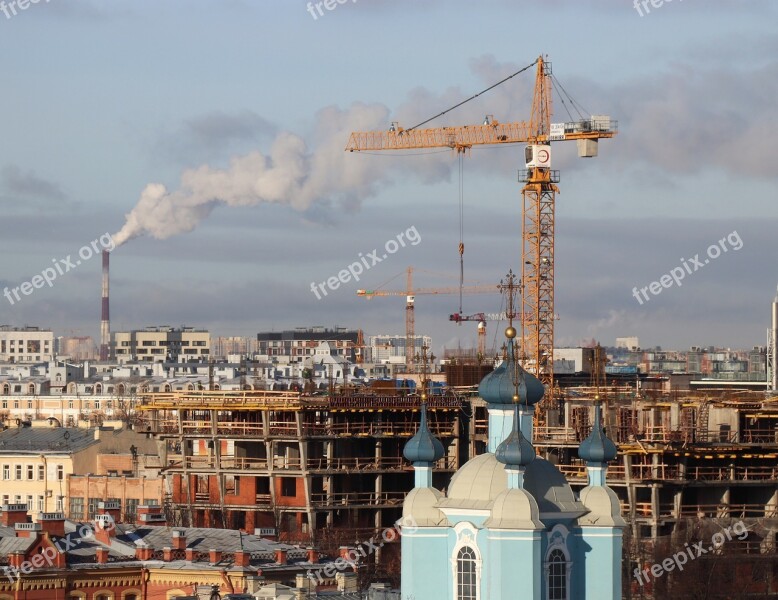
[0, 427, 97, 454]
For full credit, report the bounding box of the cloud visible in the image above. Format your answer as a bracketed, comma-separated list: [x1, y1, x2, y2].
[0, 166, 66, 203]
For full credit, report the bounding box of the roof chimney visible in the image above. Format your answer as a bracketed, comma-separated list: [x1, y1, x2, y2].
[37, 512, 66, 537]
[95, 547, 109, 564]
[234, 550, 250, 567]
[1, 504, 30, 528]
[274, 549, 288, 565]
[135, 542, 153, 561]
[98, 500, 121, 524]
[14, 522, 41, 539]
[172, 529, 186, 550]
[209, 549, 222, 564]
[136, 505, 166, 527]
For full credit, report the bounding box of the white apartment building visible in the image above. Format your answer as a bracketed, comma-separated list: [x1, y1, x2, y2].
[0, 326, 54, 363]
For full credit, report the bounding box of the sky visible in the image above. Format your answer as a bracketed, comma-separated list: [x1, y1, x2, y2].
[0, 0, 777, 356]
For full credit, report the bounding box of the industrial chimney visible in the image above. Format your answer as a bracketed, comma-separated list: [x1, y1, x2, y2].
[100, 250, 110, 361]
[772, 285, 778, 391]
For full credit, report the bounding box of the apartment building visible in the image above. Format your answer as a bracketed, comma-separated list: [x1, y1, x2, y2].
[0, 326, 54, 363]
[112, 326, 210, 363]
[257, 327, 360, 363]
[0, 426, 99, 519]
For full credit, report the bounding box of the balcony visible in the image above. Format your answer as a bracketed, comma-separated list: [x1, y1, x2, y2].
[309, 491, 407, 508]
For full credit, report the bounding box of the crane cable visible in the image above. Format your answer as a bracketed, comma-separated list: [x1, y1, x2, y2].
[404, 58, 539, 133]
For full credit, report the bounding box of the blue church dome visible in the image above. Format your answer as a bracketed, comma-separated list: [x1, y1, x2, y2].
[478, 330, 544, 406]
[495, 405, 535, 468]
[403, 403, 445, 464]
[578, 404, 617, 463]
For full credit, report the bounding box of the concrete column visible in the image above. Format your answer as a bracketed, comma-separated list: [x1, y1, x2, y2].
[650, 484, 659, 538]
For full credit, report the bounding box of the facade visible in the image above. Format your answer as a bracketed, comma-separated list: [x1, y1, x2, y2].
[0, 426, 99, 519]
[369, 334, 432, 364]
[0, 424, 159, 520]
[257, 327, 361, 363]
[212, 335, 259, 358]
[0, 326, 54, 363]
[59, 336, 98, 361]
[401, 333, 624, 600]
[112, 327, 210, 363]
[553, 347, 595, 375]
[137, 389, 464, 541]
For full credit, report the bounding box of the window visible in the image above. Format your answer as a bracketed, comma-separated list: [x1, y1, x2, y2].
[56, 465, 64, 480]
[547, 549, 567, 600]
[37, 496, 44, 512]
[2, 465, 8, 480]
[14, 465, 21, 480]
[457, 546, 477, 600]
[88, 498, 101, 519]
[280, 478, 296, 497]
[26, 465, 33, 480]
[37, 465, 44, 481]
[56, 496, 64, 512]
[125, 498, 139, 520]
[69, 497, 84, 520]
[25, 495, 32, 510]
[2, 495, 8, 505]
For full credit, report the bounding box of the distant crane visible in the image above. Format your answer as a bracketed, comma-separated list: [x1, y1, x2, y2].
[347, 54, 617, 390]
[357, 267, 497, 372]
[449, 312, 507, 358]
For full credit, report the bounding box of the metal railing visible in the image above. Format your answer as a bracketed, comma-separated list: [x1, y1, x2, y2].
[309, 491, 406, 508]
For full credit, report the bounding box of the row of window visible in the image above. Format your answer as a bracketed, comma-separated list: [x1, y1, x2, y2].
[1, 494, 64, 512]
[67, 497, 158, 520]
[1, 464, 64, 481]
[455, 545, 568, 600]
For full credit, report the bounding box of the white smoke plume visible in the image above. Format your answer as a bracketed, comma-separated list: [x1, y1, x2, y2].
[111, 55, 541, 247]
[112, 103, 400, 247]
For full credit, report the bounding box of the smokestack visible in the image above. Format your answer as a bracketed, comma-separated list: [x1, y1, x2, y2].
[767, 284, 778, 391]
[100, 250, 110, 361]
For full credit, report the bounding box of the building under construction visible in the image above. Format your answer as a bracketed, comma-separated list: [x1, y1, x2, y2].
[137, 389, 465, 543]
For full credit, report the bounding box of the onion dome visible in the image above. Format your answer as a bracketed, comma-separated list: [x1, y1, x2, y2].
[478, 328, 544, 406]
[403, 403, 445, 464]
[578, 404, 617, 463]
[495, 405, 535, 468]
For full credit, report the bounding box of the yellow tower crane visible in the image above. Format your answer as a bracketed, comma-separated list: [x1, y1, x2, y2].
[346, 55, 617, 390]
[357, 266, 497, 372]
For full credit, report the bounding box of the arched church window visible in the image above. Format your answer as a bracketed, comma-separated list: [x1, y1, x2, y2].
[548, 548, 567, 600]
[457, 546, 478, 600]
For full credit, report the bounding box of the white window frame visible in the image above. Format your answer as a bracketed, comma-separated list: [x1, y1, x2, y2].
[450, 522, 482, 600]
[545, 524, 572, 600]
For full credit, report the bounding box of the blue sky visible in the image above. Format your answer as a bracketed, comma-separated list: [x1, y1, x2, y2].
[1, 0, 777, 354]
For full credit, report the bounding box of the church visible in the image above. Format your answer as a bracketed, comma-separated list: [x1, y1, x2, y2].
[400, 327, 625, 600]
